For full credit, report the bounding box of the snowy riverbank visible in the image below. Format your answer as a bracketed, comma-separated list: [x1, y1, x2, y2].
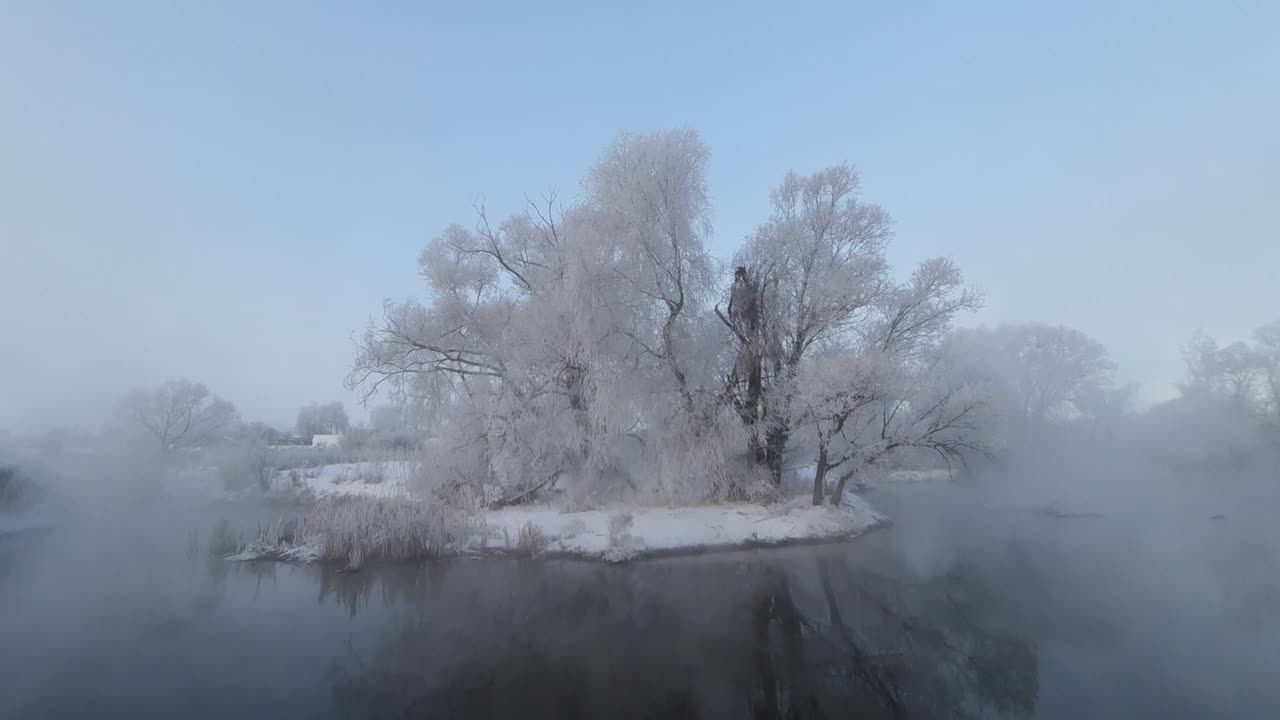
[477, 495, 885, 561]
[267, 461, 414, 500]
[234, 461, 887, 564]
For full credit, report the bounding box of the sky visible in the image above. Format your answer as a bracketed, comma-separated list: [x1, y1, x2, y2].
[1, 0, 1277, 432]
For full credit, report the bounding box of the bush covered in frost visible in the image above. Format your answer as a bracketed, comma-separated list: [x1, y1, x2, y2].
[230, 496, 478, 568]
[511, 521, 550, 557]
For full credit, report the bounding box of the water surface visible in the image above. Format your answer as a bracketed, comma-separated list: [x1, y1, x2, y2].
[1, 476, 1276, 719]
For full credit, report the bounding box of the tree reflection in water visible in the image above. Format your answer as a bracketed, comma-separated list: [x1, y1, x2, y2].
[315, 546, 1037, 719]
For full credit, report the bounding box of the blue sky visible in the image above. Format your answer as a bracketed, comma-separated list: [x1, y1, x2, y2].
[2, 0, 1277, 431]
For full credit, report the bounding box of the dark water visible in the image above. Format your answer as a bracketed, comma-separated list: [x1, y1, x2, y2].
[1, 478, 1277, 719]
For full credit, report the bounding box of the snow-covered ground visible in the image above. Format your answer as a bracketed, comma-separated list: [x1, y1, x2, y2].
[268, 459, 941, 506]
[476, 495, 885, 561]
[268, 461, 414, 500]
[235, 461, 888, 563]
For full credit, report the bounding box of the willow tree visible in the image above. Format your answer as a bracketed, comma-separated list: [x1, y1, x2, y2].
[352, 131, 992, 506]
[349, 130, 744, 503]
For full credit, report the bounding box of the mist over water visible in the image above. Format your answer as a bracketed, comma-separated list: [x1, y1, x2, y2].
[2, 446, 1276, 719]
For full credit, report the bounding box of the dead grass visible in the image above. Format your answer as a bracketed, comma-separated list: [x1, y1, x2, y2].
[512, 521, 550, 557]
[229, 496, 479, 568]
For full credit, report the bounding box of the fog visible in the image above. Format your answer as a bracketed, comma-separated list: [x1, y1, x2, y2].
[3, 3, 1280, 719]
[4, 426, 1277, 718]
[2, 318, 1277, 718]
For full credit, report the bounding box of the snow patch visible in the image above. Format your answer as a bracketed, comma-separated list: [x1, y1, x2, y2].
[234, 461, 888, 564]
[476, 495, 886, 561]
[269, 461, 413, 500]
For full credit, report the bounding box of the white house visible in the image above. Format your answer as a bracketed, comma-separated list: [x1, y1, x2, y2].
[311, 434, 341, 449]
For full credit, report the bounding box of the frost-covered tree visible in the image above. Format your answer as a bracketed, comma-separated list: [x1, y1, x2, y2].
[718, 165, 893, 484]
[945, 324, 1118, 430]
[582, 129, 718, 418]
[790, 260, 989, 505]
[351, 131, 991, 506]
[1256, 321, 1280, 423]
[719, 166, 983, 491]
[1071, 381, 1136, 441]
[114, 379, 237, 452]
[1140, 323, 1280, 467]
[351, 129, 751, 504]
[1178, 323, 1280, 433]
[1181, 332, 1266, 406]
[240, 421, 284, 444]
[297, 401, 349, 439]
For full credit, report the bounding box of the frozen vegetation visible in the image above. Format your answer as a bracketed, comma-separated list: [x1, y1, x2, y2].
[478, 495, 885, 561]
[343, 130, 1000, 514]
[227, 490, 885, 566]
[228, 496, 474, 567]
[72, 127, 1274, 569]
[203, 129, 1001, 565]
[207, 129, 1278, 568]
[265, 461, 415, 501]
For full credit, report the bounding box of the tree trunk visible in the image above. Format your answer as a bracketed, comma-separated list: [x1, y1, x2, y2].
[725, 266, 770, 471]
[734, 357, 766, 468]
[812, 442, 828, 506]
[488, 471, 561, 509]
[765, 426, 788, 487]
[564, 364, 591, 468]
[832, 467, 856, 507]
[833, 445, 896, 506]
[745, 360, 765, 465]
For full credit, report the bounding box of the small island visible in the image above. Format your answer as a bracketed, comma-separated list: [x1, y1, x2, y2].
[216, 130, 992, 568]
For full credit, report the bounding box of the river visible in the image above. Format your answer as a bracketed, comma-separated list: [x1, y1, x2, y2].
[1, 471, 1277, 719]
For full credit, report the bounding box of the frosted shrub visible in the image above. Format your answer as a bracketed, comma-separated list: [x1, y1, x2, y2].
[512, 522, 550, 557]
[651, 409, 774, 503]
[308, 497, 461, 568]
[232, 496, 479, 567]
[412, 440, 495, 512]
